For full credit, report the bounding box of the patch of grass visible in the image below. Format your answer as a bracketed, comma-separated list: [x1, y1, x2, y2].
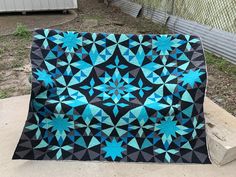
[10, 46, 28, 68]
[0, 90, 8, 99]
[0, 87, 15, 99]
[11, 58, 24, 68]
[0, 48, 4, 55]
[205, 52, 236, 77]
[0, 45, 9, 56]
[14, 23, 31, 38]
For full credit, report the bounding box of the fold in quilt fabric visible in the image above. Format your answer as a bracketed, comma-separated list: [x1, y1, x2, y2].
[13, 29, 210, 163]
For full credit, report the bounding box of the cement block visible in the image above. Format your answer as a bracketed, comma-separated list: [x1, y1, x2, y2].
[204, 97, 236, 165]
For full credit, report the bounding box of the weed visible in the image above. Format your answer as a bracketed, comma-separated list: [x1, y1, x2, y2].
[0, 90, 8, 99]
[0, 48, 4, 55]
[14, 23, 31, 38]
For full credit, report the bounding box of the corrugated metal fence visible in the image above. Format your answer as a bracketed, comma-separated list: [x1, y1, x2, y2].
[111, 0, 142, 17]
[134, 0, 236, 34]
[111, 0, 236, 64]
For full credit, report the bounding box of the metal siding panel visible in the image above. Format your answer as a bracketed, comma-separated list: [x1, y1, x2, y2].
[0, 0, 7, 11]
[64, 0, 71, 8]
[13, 0, 24, 11]
[31, 0, 41, 10]
[23, 0, 33, 11]
[56, 0, 65, 9]
[4, 0, 15, 11]
[0, 0, 77, 11]
[48, 0, 57, 10]
[70, 0, 78, 8]
[65, 0, 74, 8]
[39, 0, 49, 10]
[74, 0, 78, 8]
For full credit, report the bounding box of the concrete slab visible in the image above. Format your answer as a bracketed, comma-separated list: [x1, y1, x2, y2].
[0, 95, 236, 177]
[204, 97, 236, 165]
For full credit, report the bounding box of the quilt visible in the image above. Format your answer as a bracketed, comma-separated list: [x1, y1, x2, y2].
[13, 29, 210, 163]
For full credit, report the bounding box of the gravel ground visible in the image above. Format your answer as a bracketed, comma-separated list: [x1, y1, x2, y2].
[0, 0, 235, 116]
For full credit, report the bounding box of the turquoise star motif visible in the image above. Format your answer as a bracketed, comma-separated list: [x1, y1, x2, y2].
[156, 117, 179, 137]
[155, 116, 189, 145]
[94, 68, 139, 116]
[34, 69, 54, 87]
[50, 115, 74, 132]
[153, 35, 181, 55]
[41, 114, 75, 144]
[181, 69, 205, 88]
[102, 138, 125, 161]
[54, 31, 82, 53]
[95, 69, 138, 103]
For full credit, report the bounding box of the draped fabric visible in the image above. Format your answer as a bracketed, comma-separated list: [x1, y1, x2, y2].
[13, 29, 210, 163]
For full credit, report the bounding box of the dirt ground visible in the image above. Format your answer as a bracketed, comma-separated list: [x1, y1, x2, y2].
[0, 0, 235, 116]
[0, 10, 77, 36]
[206, 61, 236, 116]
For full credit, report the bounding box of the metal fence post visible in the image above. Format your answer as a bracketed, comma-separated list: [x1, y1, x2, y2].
[170, 0, 175, 15]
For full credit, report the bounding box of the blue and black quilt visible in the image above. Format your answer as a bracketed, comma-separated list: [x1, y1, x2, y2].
[13, 29, 210, 163]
